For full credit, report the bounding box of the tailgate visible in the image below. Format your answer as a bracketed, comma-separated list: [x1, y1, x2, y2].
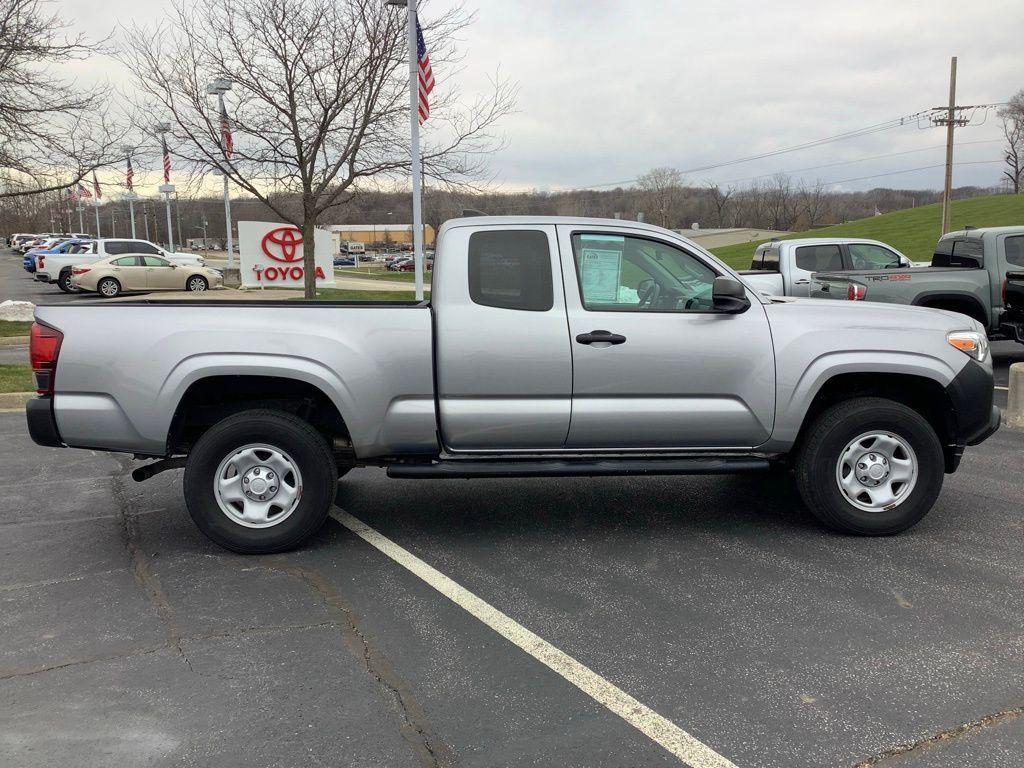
[810, 273, 858, 300]
[1006, 271, 1024, 321]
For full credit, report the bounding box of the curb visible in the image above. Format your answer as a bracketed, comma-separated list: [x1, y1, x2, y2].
[0, 392, 32, 411]
[0, 336, 29, 347]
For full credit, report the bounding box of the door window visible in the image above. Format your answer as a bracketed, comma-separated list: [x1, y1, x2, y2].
[105, 241, 129, 255]
[141, 256, 171, 267]
[796, 244, 844, 271]
[571, 233, 717, 312]
[112, 256, 140, 266]
[847, 243, 900, 269]
[467, 230, 553, 311]
[1005, 236, 1024, 268]
[132, 241, 162, 255]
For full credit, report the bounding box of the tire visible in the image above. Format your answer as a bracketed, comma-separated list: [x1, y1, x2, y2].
[794, 397, 944, 535]
[186, 275, 208, 292]
[183, 409, 337, 554]
[97, 277, 121, 298]
[58, 270, 81, 294]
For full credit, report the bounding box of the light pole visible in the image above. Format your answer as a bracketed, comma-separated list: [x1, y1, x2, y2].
[155, 122, 176, 252]
[121, 145, 137, 238]
[386, 0, 425, 300]
[207, 78, 236, 275]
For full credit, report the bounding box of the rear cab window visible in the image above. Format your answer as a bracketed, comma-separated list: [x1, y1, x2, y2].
[795, 244, 843, 272]
[933, 238, 984, 268]
[1004, 235, 1024, 268]
[467, 230, 553, 311]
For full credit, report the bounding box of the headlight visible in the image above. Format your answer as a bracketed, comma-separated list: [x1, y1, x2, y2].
[947, 330, 989, 362]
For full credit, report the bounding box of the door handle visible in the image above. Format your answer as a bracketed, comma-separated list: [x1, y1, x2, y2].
[794, 278, 810, 285]
[576, 330, 627, 345]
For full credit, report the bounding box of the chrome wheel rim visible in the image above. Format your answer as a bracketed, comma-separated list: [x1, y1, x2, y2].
[188, 277, 206, 291]
[213, 443, 302, 528]
[835, 431, 918, 512]
[100, 280, 118, 296]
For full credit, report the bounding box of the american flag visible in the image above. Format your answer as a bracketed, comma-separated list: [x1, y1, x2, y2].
[126, 156, 134, 191]
[220, 101, 233, 159]
[76, 182, 92, 200]
[416, 20, 434, 124]
[162, 136, 171, 183]
[92, 171, 102, 200]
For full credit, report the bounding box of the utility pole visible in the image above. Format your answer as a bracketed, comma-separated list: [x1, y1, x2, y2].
[939, 57, 958, 236]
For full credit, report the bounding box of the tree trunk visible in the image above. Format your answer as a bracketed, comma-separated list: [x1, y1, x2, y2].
[302, 218, 317, 299]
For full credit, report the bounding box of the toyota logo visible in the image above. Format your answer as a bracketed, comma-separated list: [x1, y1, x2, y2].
[261, 226, 303, 262]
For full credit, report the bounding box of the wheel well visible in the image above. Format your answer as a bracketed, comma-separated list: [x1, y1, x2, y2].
[916, 295, 987, 325]
[796, 372, 957, 471]
[167, 375, 351, 457]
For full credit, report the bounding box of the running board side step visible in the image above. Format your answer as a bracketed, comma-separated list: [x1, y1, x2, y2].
[387, 456, 770, 479]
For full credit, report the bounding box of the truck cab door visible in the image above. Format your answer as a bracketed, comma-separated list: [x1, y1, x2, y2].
[557, 225, 776, 449]
[790, 244, 843, 296]
[434, 225, 572, 451]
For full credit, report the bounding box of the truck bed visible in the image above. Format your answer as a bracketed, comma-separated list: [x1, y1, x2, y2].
[35, 301, 437, 458]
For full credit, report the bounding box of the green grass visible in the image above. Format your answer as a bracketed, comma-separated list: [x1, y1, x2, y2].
[301, 288, 430, 301]
[0, 364, 33, 393]
[338, 269, 430, 283]
[0, 320, 32, 337]
[710, 193, 1024, 270]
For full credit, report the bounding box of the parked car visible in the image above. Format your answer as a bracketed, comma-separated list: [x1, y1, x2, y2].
[25, 216, 999, 554]
[70, 255, 223, 297]
[333, 257, 356, 267]
[811, 226, 1024, 345]
[387, 257, 412, 271]
[740, 238, 914, 297]
[11, 233, 38, 251]
[35, 238, 204, 293]
[395, 258, 433, 272]
[25, 238, 92, 275]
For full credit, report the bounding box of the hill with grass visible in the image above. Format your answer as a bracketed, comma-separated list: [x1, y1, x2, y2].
[710, 193, 1024, 270]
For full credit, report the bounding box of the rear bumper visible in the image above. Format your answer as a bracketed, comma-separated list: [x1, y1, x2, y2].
[26, 396, 63, 447]
[35, 272, 51, 282]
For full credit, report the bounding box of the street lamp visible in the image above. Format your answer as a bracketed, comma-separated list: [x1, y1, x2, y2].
[155, 122, 176, 252]
[207, 78, 236, 276]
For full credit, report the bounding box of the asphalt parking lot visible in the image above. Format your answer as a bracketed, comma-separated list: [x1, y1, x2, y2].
[1, 409, 1023, 768]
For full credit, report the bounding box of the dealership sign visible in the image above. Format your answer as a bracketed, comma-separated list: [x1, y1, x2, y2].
[238, 221, 336, 289]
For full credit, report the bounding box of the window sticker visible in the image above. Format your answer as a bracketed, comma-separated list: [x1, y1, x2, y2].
[579, 235, 623, 302]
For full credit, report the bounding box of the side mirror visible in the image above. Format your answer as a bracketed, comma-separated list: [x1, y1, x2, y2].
[712, 276, 751, 314]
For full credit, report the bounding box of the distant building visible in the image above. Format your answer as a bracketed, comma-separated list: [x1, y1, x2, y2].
[324, 224, 436, 252]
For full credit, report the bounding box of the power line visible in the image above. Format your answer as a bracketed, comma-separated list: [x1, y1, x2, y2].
[720, 139, 1001, 185]
[819, 159, 1001, 187]
[570, 109, 937, 191]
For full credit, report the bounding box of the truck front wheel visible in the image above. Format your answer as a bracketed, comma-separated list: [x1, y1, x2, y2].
[794, 397, 944, 535]
[183, 409, 338, 553]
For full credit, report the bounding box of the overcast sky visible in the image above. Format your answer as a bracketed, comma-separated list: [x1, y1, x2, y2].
[61, 0, 1024, 193]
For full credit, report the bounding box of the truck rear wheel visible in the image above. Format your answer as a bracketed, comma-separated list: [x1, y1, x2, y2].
[794, 397, 944, 535]
[183, 409, 338, 553]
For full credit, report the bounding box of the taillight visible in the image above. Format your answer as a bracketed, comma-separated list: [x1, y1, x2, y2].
[38, 256, 44, 269]
[29, 322, 63, 395]
[1002, 277, 1008, 307]
[72, 266, 90, 275]
[847, 282, 867, 301]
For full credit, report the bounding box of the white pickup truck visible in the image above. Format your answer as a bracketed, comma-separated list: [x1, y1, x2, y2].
[739, 238, 914, 297]
[35, 238, 205, 293]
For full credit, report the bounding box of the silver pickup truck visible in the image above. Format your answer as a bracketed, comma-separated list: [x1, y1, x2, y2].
[740, 238, 914, 297]
[27, 216, 1000, 553]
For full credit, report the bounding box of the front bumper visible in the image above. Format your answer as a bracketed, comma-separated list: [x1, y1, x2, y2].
[26, 396, 63, 447]
[943, 358, 999, 471]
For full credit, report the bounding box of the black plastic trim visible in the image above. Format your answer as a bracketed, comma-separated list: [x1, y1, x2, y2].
[945, 360, 998, 448]
[25, 396, 63, 447]
[388, 456, 770, 479]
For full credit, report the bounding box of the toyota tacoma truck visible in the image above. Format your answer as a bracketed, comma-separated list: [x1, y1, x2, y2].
[740, 238, 914, 297]
[811, 226, 1024, 344]
[26, 216, 1000, 553]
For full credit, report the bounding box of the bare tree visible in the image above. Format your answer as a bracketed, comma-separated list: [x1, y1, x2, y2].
[797, 179, 829, 228]
[0, 0, 121, 198]
[764, 173, 798, 231]
[636, 167, 685, 228]
[999, 90, 1024, 194]
[121, 0, 515, 297]
[703, 182, 735, 228]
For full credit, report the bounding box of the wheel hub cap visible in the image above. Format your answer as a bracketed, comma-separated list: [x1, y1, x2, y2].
[835, 431, 918, 512]
[213, 444, 302, 528]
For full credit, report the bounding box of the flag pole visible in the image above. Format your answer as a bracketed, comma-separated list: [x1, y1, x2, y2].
[406, 0, 424, 301]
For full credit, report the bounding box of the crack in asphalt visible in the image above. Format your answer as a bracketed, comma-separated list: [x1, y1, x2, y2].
[852, 705, 1024, 766]
[265, 560, 457, 768]
[111, 458, 194, 675]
